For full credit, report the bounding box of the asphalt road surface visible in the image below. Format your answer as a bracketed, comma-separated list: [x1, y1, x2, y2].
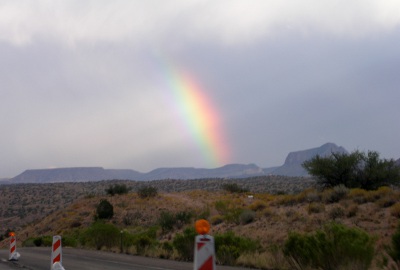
[0, 248, 251, 270]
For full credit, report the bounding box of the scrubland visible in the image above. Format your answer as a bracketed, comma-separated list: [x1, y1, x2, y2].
[1, 178, 400, 269]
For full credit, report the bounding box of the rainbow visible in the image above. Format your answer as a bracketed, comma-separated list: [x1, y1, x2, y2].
[162, 62, 230, 167]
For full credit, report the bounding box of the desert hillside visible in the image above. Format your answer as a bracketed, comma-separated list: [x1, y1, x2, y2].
[1, 178, 400, 269]
[0, 176, 313, 231]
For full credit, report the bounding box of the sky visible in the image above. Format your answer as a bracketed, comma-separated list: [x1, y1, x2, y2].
[1, 1, 400, 177]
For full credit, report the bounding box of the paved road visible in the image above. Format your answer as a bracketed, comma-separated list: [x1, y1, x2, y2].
[0, 248, 250, 270]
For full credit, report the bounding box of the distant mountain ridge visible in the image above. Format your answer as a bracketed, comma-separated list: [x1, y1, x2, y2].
[8, 143, 394, 184]
[10, 164, 265, 183]
[268, 142, 348, 176]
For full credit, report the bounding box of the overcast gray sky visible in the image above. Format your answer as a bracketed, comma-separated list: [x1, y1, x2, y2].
[1, 1, 400, 177]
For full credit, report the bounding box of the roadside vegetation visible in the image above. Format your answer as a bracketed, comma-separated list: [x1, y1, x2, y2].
[3, 183, 398, 269]
[1, 150, 400, 269]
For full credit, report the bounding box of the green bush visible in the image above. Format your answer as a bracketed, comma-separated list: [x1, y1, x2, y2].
[105, 184, 130, 196]
[95, 199, 114, 220]
[328, 206, 345, 220]
[158, 211, 176, 233]
[389, 222, 400, 262]
[131, 227, 158, 255]
[33, 237, 43, 247]
[307, 202, 325, 214]
[215, 201, 244, 224]
[158, 211, 194, 232]
[22, 238, 36, 247]
[160, 242, 174, 259]
[221, 183, 249, 193]
[215, 231, 259, 265]
[239, 209, 256, 224]
[137, 186, 158, 198]
[29, 235, 60, 247]
[62, 235, 78, 247]
[173, 227, 197, 261]
[224, 208, 244, 225]
[175, 211, 193, 228]
[83, 222, 120, 250]
[283, 222, 375, 270]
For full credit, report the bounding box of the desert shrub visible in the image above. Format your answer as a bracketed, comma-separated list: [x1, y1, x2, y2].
[215, 231, 259, 265]
[120, 226, 158, 255]
[95, 199, 114, 220]
[137, 186, 158, 198]
[62, 235, 78, 247]
[249, 200, 268, 211]
[31, 235, 52, 247]
[333, 184, 349, 197]
[305, 189, 321, 203]
[349, 188, 369, 204]
[123, 211, 142, 226]
[22, 238, 36, 247]
[105, 184, 130, 196]
[322, 185, 349, 203]
[221, 183, 249, 193]
[173, 227, 197, 261]
[210, 215, 224, 225]
[135, 235, 153, 255]
[376, 194, 397, 208]
[33, 237, 43, 247]
[389, 223, 400, 262]
[391, 203, 400, 218]
[283, 222, 375, 270]
[262, 207, 275, 218]
[307, 202, 325, 214]
[158, 211, 193, 233]
[160, 242, 174, 259]
[215, 200, 229, 215]
[346, 204, 359, 217]
[328, 206, 345, 220]
[175, 211, 193, 228]
[215, 200, 243, 224]
[158, 211, 175, 233]
[277, 194, 298, 206]
[224, 207, 243, 225]
[295, 188, 320, 203]
[196, 206, 210, 220]
[83, 222, 120, 250]
[240, 209, 256, 224]
[370, 186, 392, 200]
[70, 219, 82, 228]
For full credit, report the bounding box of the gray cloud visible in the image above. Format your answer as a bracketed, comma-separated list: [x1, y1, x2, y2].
[1, 1, 400, 177]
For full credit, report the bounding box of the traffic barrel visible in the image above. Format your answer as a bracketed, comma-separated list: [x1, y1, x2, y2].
[8, 232, 20, 261]
[193, 220, 216, 270]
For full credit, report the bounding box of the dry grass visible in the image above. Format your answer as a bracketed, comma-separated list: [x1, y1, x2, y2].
[1, 179, 400, 269]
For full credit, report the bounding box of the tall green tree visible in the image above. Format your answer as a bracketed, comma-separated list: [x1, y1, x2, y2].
[357, 151, 400, 190]
[302, 151, 363, 188]
[303, 150, 400, 190]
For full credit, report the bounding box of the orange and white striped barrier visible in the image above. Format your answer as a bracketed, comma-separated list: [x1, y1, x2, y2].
[51, 235, 65, 270]
[8, 232, 20, 261]
[194, 220, 216, 270]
